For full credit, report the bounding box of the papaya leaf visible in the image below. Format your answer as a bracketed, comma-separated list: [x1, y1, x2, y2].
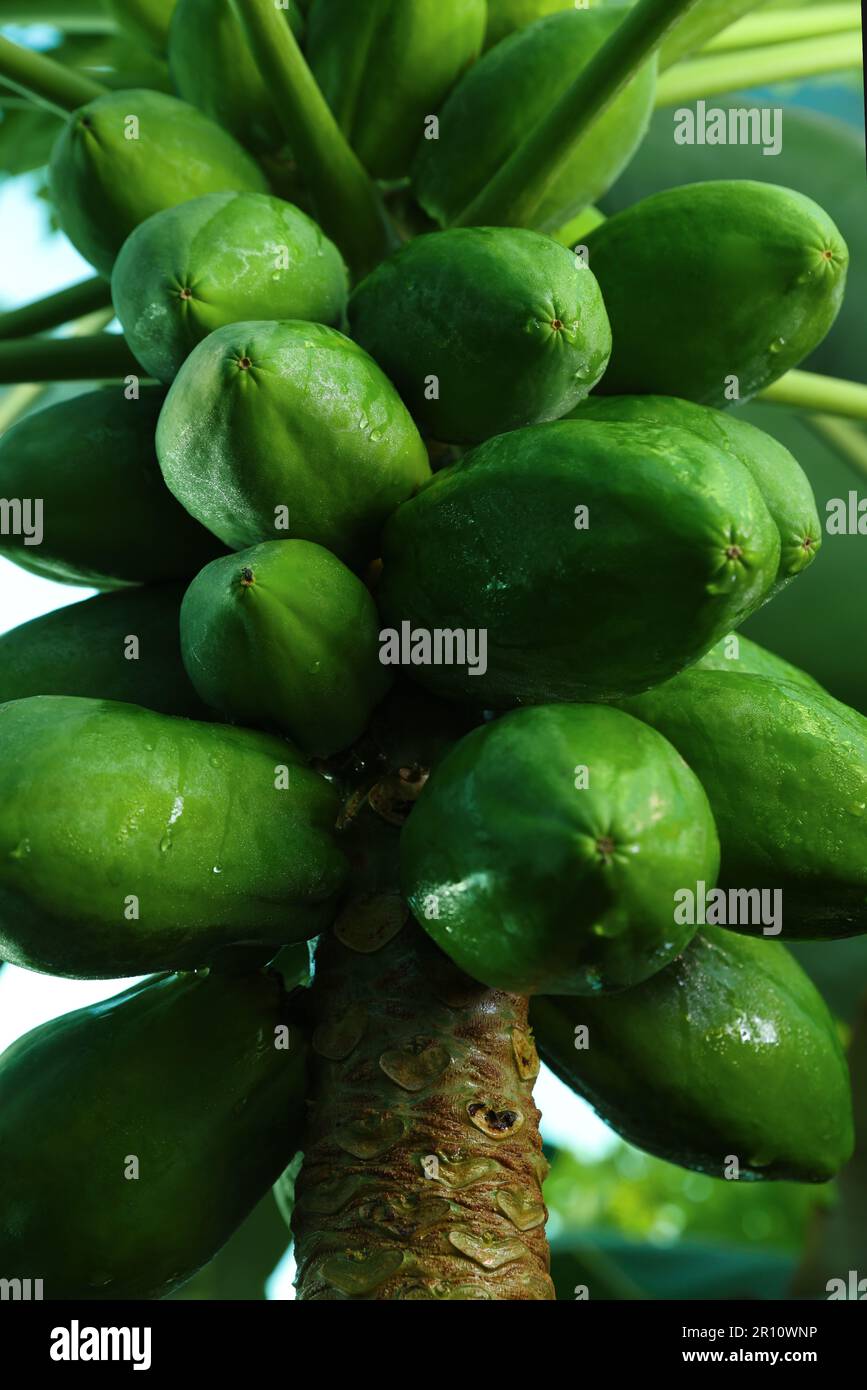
[0, 32, 170, 178]
[0, 100, 60, 176]
[552, 1234, 797, 1301]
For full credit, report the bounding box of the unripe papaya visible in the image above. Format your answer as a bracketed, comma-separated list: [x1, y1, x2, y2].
[620, 671, 867, 939]
[412, 10, 656, 232]
[0, 968, 308, 1298]
[570, 395, 821, 590]
[584, 181, 848, 405]
[696, 632, 824, 695]
[484, 1, 578, 51]
[531, 927, 854, 1182]
[112, 193, 348, 382]
[402, 704, 718, 995]
[169, 0, 303, 157]
[377, 419, 780, 706]
[349, 227, 611, 444]
[180, 540, 391, 757]
[156, 320, 430, 566]
[0, 585, 210, 718]
[306, 0, 486, 180]
[0, 387, 222, 588]
[105, 0, 177, 49]
[49, 90, 268, 276]
[0, 696, 347, 978]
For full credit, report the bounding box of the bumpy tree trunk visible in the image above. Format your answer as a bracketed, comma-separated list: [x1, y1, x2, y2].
[292, 792, 554, 1301]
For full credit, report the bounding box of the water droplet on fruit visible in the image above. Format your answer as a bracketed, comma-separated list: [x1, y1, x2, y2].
[212, 864, 223, 875]
[9, 838, 30, 860]
[159, 833, 172, 853]
[369, 428, 383, 443]
[769, 338, 786, 354]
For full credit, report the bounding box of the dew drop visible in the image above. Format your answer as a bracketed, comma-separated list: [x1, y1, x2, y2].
[212, 865, 223, 875]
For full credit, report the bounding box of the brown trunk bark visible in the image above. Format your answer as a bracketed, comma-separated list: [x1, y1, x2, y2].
[292, 797, 554, 1301]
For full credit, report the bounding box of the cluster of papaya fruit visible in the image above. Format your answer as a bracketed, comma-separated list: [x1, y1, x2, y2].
[0, 0, 863, 1301]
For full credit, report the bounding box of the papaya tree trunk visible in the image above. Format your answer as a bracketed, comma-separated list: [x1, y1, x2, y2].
[292, 802, 554, 1301]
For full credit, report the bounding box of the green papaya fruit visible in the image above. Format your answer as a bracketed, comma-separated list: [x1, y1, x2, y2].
[402, 704, 718, 995]
[484, 1, 578, 51]
[180, 539, 391, 757]
[696, 632, 824, 696]
[0, 387, 222, 588]
[105, 0, 177, 49]
[0, 585, 211, 718]
[620, 671, 867, 939]
[156, 320, 430, 566]
[584, 181, 848, 406]
[112, 192, 349, 383]
[348, 227, 611, 444]
[377, 418, 780, 706]
[0, 696, 347, 978]
[169, 0, 303, 158]
[0, 968, 308, 1298]
[306, 0, 486, 180]
[49, 90, 268, 276]
[531, 927, 854, 1182]
[411, 9, 656, 233]
[569, 395, 821, 590]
